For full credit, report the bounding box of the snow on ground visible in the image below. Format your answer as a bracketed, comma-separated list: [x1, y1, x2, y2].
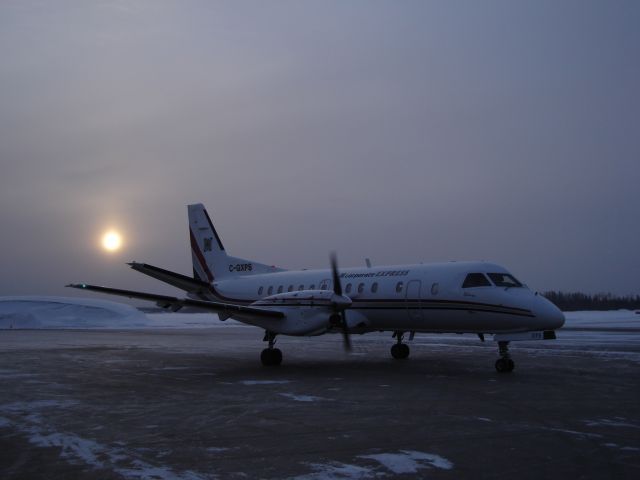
[359, 451, 454, 473]
[564, 310, 640, 329]
[289, 450, 453, 479]
[0, 399, 211, 480]
[239, 380, 291, 386]
[278, 393, 329, 402]
[0, 296, 238, 329]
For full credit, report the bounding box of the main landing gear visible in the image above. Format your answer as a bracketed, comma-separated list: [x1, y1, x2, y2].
[261, 331, 282, 366]
[495, 341, 515, 373]
[390, 331, 410, 359]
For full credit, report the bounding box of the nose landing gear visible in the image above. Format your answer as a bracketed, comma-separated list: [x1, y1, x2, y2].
[495, 341, 515, 373]
[390, 331, 410, 359]
[261, 331, 282, 366]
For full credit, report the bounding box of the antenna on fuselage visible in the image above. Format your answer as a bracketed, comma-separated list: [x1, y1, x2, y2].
[365, 258, 372, 268]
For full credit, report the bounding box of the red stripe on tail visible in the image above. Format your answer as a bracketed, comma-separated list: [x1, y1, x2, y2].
[190, 229, 214, 282]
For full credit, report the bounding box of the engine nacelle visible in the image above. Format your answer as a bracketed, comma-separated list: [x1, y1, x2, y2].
[248, 290, 351, 336]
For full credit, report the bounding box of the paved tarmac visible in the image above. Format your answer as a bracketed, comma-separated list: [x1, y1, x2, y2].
[1, 325, 639, 479]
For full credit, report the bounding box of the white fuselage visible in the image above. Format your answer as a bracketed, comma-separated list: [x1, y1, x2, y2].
[190, 261, 565, 336]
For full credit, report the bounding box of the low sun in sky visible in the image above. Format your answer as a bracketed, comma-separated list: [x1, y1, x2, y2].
[101, 230, 123, 252]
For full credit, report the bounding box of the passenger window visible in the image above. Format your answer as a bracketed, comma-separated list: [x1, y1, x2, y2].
[462, 273, 491, 288]
[396, 282, 404, 293]
[277, 286, 283, 294]
[371, 282, 378, 293]
[345, 283, 352, 294]
[267, 286, 273, 295]
[358, 283, 365, 294]
[287, 285, 293, 292]
[258, 286, 264, 295]
[431, 283, 439, 295]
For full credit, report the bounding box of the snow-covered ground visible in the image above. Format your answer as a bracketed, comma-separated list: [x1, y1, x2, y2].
[0, 296, 236, 329]
[564, 310, 640, 329]
[1, 296, 638, 331]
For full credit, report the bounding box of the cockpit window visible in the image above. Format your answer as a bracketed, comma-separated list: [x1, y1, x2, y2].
[462, 273, 491, 288]
[488, 273, 523, 288]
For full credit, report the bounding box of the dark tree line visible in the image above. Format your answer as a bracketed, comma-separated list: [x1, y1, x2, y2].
[543, 291, 640, 311]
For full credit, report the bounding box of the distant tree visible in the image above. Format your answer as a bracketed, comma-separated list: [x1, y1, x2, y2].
[543, 291, 640, 311]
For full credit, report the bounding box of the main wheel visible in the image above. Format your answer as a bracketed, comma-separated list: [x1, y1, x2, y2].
[272, 348, 283, 365]
[391, 343, 410, 360]
[261, 348, 283, 366]
[495, 358, 514, 373]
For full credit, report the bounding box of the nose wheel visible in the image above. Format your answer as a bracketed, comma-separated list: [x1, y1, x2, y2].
[390, 331, 410, 359]
[261, 331, 282, 366]
[495, 341, 515, 373]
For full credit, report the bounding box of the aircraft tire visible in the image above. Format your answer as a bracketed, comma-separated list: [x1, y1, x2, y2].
[495, 358, 515, 373]
[261, 348, 283, 366]
[391, 343, 410, 360]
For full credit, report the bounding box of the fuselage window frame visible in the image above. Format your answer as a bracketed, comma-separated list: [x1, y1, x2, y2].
[462, 273, 492, 288]
[487, 273, 523, 288]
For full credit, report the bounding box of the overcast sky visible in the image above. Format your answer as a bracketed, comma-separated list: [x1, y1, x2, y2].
[1, 0, 638, 298]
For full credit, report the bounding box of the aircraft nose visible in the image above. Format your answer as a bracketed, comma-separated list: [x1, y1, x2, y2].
[533, 295, 565, 330]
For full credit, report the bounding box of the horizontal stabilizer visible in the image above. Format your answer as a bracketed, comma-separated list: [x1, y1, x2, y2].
[128, 262, 210, 296]
[66, 283, 284, 320]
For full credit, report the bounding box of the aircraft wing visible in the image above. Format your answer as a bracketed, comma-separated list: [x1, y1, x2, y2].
[66, 283, 284, 320]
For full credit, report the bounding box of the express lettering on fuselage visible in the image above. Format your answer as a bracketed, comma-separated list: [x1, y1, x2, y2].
[340, 270, 410, 279]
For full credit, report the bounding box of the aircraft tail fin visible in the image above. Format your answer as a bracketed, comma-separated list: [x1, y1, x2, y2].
[187, 203, 285, 282]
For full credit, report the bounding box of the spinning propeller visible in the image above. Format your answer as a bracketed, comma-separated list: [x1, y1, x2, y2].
[330, 252, 352, 351]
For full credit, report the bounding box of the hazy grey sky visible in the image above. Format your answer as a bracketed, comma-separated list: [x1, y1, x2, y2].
[1, 0, 638, 297]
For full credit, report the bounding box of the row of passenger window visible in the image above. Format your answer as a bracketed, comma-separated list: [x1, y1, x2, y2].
[258, 281, 407, 296]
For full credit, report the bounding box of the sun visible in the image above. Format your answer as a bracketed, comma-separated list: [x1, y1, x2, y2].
[101, 230, 123, 252]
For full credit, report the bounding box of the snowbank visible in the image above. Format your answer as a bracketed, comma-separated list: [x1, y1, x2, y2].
[564, 310, 640, 330]
[0, 296, 230, 329]
[0, 296, 148, 329]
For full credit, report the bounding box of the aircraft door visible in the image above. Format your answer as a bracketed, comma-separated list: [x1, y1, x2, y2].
[405, 280, 423, 321]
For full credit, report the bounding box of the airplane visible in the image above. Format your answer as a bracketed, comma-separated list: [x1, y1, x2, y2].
[68, 203, 565, 372]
